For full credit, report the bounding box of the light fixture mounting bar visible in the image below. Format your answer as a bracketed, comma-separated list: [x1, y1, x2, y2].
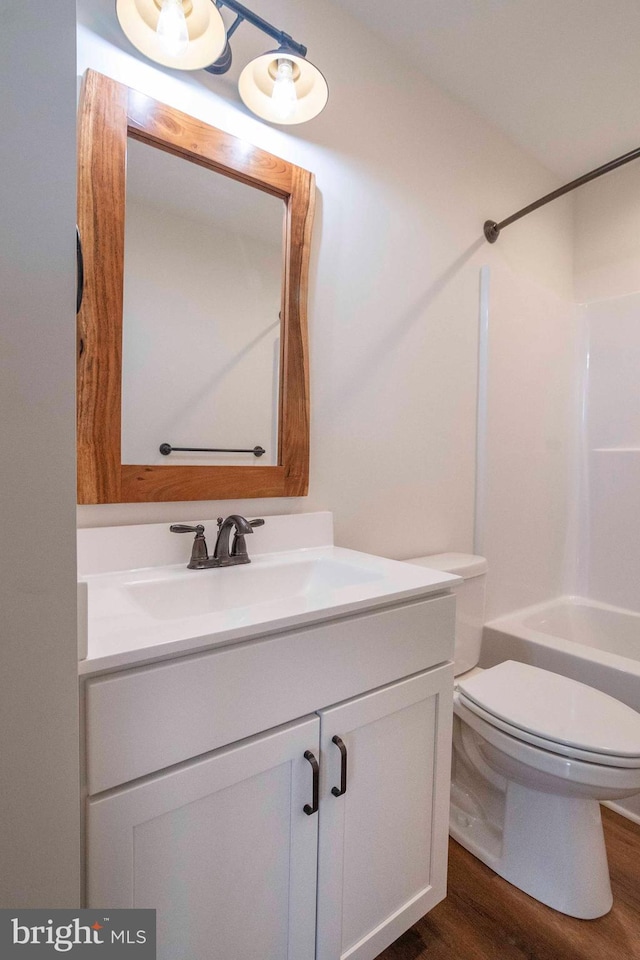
[215, 0, 307, 56]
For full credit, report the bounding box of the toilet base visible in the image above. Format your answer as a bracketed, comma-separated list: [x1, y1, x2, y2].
[450, 782, 613, 919]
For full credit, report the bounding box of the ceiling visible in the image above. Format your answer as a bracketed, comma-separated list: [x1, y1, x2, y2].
[334, 0, 640, 179]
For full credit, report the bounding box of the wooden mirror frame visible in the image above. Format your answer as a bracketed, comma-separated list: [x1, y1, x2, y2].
[77, 70, 314, 504]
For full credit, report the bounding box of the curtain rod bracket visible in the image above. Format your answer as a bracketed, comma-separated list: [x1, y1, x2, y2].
[484, 220, 500, 243]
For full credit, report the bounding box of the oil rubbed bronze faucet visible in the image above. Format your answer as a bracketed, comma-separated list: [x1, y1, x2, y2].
[170, 516, 265, 570]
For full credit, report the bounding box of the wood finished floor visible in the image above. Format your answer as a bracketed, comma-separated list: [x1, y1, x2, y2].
[376, 808, 640, 960]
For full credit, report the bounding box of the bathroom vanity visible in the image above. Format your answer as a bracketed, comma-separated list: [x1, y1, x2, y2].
[79, 514, 457, 960]
[76, 76, 458, 958]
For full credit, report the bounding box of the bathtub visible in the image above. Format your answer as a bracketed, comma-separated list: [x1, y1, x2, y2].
[481, 596, 640, 823]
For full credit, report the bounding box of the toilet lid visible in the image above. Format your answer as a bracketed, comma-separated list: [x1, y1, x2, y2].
[456, 661, 640, 759]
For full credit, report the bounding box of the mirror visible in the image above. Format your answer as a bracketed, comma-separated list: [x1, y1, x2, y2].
[77, 70, 315, 504]
[122, 138, 284, 468]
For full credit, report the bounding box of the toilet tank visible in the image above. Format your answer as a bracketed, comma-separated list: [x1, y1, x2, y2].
[405, 553, 487, 676]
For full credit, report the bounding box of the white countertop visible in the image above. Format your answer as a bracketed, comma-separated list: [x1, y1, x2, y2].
[78, 514, 459, 676]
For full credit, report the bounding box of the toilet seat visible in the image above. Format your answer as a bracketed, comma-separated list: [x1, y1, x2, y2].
[456, 661, 640, 767]
[454, 695, 640, 791]
[455, 693, 640, 768]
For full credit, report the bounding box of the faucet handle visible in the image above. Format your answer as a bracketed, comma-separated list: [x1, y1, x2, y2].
[231, 518, 265, 561]
[170, 524, 209, 568]
[170, 524, 205, 535]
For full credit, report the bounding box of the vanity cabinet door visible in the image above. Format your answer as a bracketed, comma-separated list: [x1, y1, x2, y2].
[87, 715, 320, 960]
[316, 665, 454, 960]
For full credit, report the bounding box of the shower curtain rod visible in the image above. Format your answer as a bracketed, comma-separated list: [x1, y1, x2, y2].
[484, 143, 640, 243]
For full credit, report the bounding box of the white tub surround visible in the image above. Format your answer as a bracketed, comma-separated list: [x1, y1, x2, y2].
[574, 292, 640, 616]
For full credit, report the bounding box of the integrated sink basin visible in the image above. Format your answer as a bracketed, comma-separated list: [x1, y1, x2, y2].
[78, 513, 459, 676]
[127, 556, 383, 620]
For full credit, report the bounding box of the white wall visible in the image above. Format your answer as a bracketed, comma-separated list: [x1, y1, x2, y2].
[0, 1, 80, 906]
[76, 0, 575, 578]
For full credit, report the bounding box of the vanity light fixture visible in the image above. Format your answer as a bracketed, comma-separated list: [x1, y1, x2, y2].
[115, 0, 227, 71]
[115, 0, 329, 124]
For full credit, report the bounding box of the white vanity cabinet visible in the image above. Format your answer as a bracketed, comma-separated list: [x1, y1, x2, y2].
[83, 594, 455, 960]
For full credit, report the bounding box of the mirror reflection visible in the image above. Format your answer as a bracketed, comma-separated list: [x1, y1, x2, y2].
[121, 137, 285, 468]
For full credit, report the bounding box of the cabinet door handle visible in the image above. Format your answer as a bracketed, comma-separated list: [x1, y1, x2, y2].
[303, 750, 319, 816]
[331, 735, 348, 797]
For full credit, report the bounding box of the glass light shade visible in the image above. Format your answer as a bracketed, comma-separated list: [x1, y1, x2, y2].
[116, 0, 226, 70]
[238, 49, 329, 125]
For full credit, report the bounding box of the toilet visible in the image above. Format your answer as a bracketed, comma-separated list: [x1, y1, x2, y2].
[407, 553, 640, 919]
